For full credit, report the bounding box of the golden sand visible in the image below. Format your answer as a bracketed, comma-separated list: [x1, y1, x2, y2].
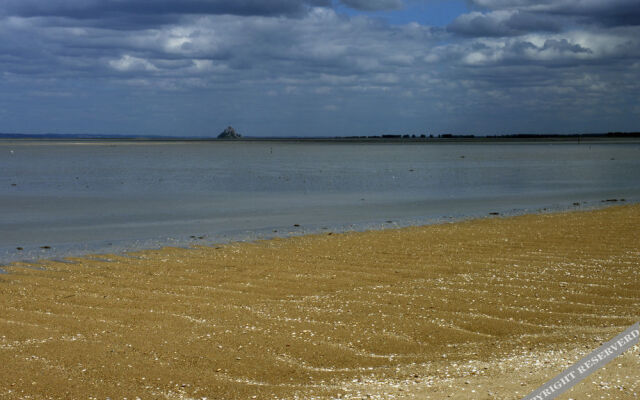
[1, 205, 639, 399]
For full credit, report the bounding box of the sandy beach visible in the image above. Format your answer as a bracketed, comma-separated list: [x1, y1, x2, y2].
[1, 204, 639, 399]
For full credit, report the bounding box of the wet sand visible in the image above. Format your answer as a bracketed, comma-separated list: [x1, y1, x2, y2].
[1, 205, 639, 399]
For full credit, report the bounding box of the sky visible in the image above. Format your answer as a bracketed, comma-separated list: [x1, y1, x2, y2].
[1, 0, 639, 137]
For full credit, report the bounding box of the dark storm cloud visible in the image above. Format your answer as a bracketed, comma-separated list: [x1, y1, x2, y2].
[537, 39, 591, 55]
[0, 7, 436, 85]
[0, 0, 408, 21]
[448, 10, 563, 37]
[467, 0, 640, 29]
[339, 0, 403, 11]
[0, 0, 638, 137]
[441, 0, 640, 103]
[0, 0, 331, 20]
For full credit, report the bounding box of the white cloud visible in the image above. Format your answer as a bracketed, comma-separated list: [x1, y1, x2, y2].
[109, 55, 158, 72]
[0, 1, 638, 136]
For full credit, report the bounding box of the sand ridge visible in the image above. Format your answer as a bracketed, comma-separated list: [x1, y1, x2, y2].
[1, 205, 639, 399]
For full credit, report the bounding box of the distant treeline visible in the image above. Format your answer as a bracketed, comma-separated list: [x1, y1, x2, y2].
[487, 132, 640, 139]
[339, 132, 640, 139]
[341, 134, 474, 139]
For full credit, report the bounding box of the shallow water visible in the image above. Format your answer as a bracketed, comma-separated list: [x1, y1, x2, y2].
[1, 140, 639, 263]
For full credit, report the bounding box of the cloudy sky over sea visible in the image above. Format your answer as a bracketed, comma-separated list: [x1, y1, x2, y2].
[1, 0, 639, 137]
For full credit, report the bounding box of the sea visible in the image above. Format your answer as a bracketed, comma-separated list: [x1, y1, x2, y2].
[1, 139, 639, 265]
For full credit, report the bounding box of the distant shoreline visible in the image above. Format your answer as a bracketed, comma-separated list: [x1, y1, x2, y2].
[2, 132, 640, 144]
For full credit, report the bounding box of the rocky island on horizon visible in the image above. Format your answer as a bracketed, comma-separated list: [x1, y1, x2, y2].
[217, 126, 242, 139]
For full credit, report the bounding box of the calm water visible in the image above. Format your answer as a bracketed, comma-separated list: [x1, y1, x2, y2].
[1, 140, 639, 264]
